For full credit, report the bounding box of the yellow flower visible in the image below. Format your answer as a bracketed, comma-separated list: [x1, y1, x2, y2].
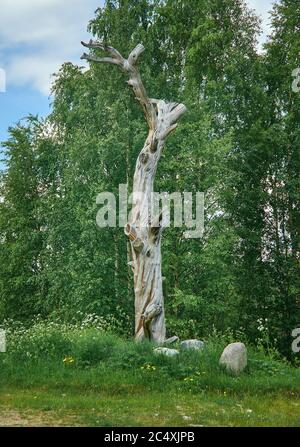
[63, 356, 74, 364]
[184, 377, 194, 382]
[141, 363, 156, 371]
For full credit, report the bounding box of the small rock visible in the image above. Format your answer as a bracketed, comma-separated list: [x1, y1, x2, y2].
[182, 415, 192, 421]
[154, 347, 179, 357]
[164, 336, 179, 345]
[181, 339, 205, 350]
[219, 342, 247, 374]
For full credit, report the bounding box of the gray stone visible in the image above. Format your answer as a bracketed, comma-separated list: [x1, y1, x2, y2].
[181, 339, 205, 351]
[219, 342, 247, 374]
[164, 336, 179, 345]
[154, 347, 179, 357]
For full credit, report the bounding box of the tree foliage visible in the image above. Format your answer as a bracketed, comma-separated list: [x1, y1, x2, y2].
[0, 0, 299, 357]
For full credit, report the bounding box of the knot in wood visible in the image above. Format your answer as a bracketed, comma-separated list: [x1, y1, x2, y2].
[139, 152, 149, 164]
[124, 223, 137, 241]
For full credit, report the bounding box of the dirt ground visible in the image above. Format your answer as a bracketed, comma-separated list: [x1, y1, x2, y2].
[0, 409, 84, 427]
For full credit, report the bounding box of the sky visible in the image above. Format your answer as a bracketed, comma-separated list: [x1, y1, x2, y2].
[0, 0, 275, 165]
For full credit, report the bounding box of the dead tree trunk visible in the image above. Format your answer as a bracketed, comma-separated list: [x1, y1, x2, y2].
[81, 41, 186, 343]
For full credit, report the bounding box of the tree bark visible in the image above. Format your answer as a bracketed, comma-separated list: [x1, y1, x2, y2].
[81, 41, 186, 343]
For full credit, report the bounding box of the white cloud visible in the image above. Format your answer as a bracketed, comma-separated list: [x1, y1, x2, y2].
[246, 0, 276, 48]
[7, 54, 63, 95]
[0, 0, 276, 96]
[0, 0, 102, 95]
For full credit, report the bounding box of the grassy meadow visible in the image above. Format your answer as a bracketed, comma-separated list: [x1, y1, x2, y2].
[0, 320, 299, 427]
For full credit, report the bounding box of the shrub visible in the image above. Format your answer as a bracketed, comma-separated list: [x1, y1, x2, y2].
[6, 321, 72, 361]
[71, 307, 133, 338]
[71, 331, 120, 367]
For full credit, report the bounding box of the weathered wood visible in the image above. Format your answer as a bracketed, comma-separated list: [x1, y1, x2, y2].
[81, 41, 186, 343]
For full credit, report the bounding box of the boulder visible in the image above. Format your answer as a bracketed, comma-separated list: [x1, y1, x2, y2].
[181, 339, 204, 351]
[154, 347, 179, 357]
[219, 342, 247, 374]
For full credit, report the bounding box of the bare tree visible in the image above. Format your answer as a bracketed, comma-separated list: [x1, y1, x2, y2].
[81, 41, 186, 343]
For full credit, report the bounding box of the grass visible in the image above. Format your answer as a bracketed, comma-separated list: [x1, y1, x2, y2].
[0, 325, 299, 426]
